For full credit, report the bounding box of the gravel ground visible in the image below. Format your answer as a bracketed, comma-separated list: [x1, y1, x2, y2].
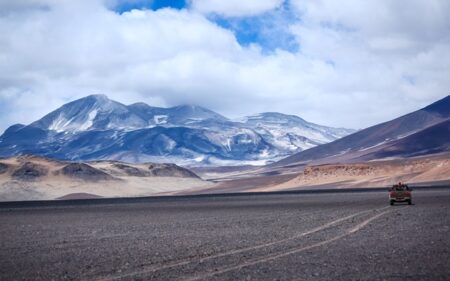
[0, 189, 449, 281]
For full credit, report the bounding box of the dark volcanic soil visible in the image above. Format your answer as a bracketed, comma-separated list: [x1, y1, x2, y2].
[0, 189, 449, 281]
[61, 163, 114, 181]
[11, 162, 48, 180]
[111, 163, 200, 178]
[148, 163, 199, 178]
[0, 163, 8, 174]
[113, 163, 148, 177]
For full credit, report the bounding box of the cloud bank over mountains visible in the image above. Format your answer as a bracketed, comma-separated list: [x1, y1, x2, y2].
[0, 0, 449, 133]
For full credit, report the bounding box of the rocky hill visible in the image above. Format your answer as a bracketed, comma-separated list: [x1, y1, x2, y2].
[0, 155, 209, 201]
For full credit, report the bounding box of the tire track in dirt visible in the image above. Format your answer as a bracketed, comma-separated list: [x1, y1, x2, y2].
[104, 206, 390, 280]
[185, 209, 392, 281]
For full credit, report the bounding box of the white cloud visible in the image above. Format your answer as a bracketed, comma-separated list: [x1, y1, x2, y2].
[190, 0, 284, 17]
[288, 0, 450, 122]
[0, 0, 449, 134]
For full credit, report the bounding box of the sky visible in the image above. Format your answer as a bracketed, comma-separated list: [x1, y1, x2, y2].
[0, 0, 450, 133]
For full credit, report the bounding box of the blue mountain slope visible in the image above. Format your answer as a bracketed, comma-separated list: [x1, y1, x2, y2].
[274, 95, 450, 166]
[0, 95, 354, 165]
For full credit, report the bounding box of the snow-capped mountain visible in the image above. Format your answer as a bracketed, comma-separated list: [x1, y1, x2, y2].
[241, 112, 354, 153]
[0, 95, 355, 166]
[31, 94, 147, 132]
[31, 94, 229, 132]
[128, 102, 229, 127]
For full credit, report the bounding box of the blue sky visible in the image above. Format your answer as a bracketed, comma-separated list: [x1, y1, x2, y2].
[114, 0, 187, 13]
[210, 6, 299, 53]
[0, 0, 449, 133]
[113, 0, 298, 53]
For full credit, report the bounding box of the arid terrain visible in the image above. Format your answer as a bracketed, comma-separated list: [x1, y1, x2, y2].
[263, 153, 450, 191]
[188, 153, 450, 194]
[1, 152, 450, 201]
[0, 156, 211, 201]
[1, 189, 449, 280]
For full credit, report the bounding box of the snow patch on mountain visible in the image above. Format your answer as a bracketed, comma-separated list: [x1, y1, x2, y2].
[154, 115, 168, 125]
[78, 109, 98, 131]
[48, 114, 72, 132]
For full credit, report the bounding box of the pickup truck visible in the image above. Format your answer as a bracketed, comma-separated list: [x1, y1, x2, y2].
[389, 184, 412, 205]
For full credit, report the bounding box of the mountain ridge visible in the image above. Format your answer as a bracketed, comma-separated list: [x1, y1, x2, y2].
[0, 94, 355, 166]
[274, 95, 450, 167]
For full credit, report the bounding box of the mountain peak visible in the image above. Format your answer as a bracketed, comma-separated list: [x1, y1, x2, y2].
[253, 112, 306, 121]
[77, 94, 111, 105]
[242, 112, 308, 126]
[63, 94, 116, 111]
[86, 93, 109, 100]
[169, 104, 228, 122]
[128, 102, 150, 108]
[29, 94, 135, 132]
[423, 95, 450, 116]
